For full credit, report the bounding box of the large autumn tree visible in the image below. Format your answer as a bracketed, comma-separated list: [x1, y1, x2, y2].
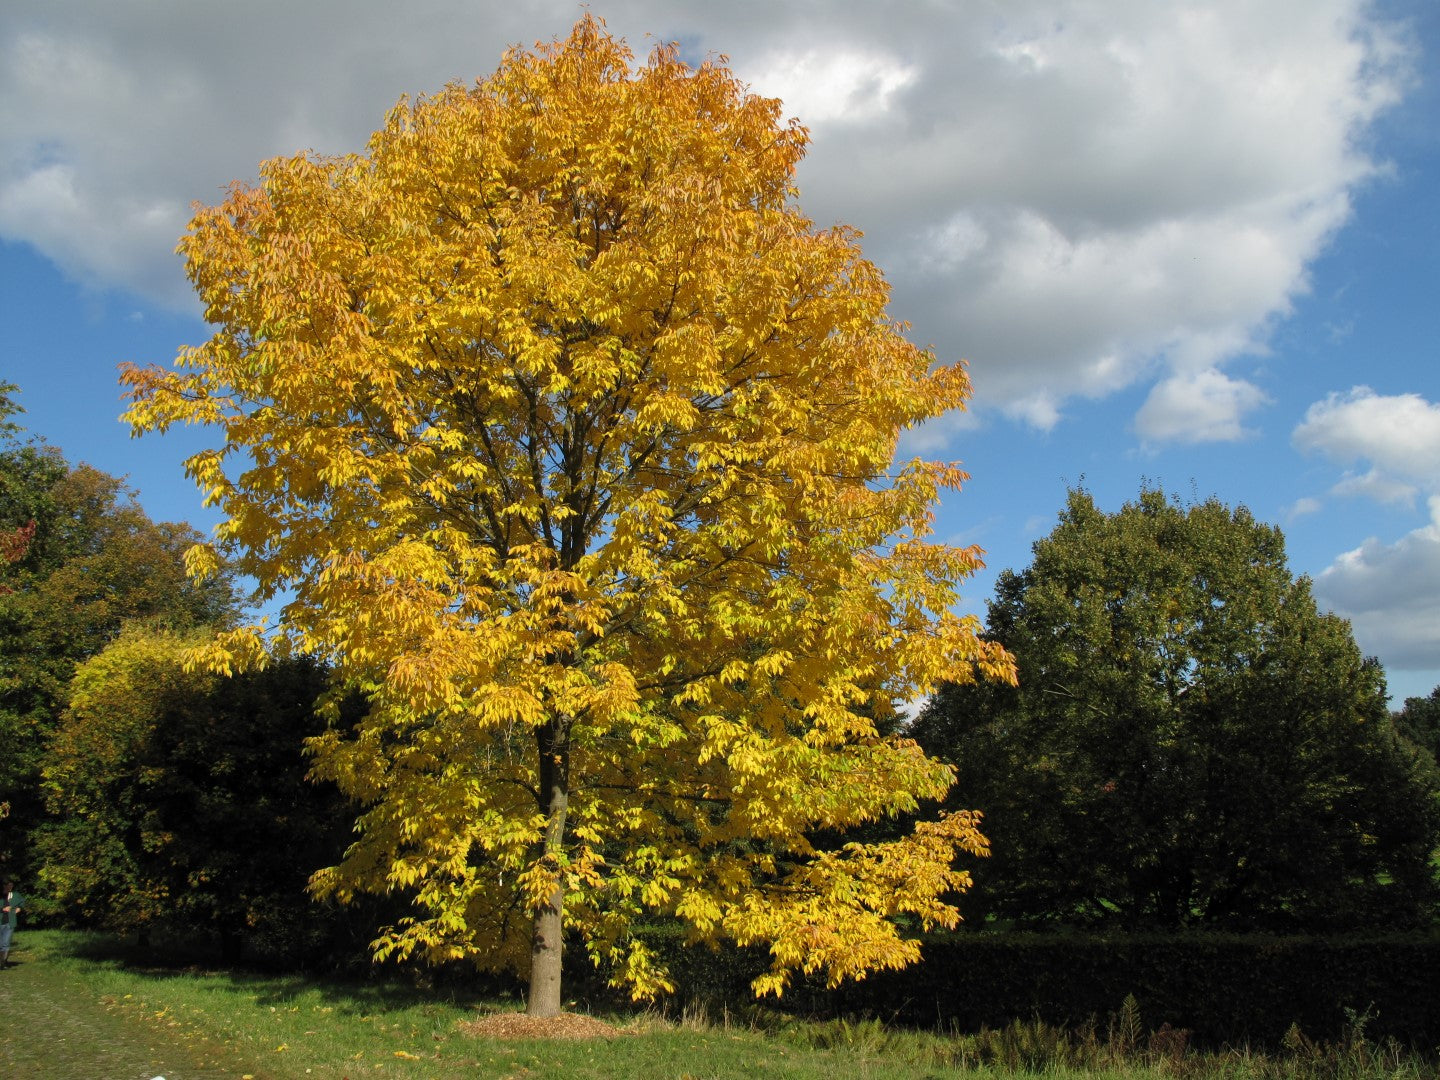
[912, 488, 1440, 930]
[122, 17, 1012, 1016]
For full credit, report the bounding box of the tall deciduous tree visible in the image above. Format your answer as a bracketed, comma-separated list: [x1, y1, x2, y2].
[122, 17, 1012, 1014]
[911, 488, 1440, 930]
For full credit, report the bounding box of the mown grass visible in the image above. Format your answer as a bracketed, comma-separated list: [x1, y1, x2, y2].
[6, 929, 1440, 1080]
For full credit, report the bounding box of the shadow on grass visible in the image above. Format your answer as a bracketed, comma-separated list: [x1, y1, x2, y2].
[52, 927, 530, 1019]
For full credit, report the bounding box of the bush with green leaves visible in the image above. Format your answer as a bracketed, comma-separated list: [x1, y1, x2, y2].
[37, 626, 358, 961]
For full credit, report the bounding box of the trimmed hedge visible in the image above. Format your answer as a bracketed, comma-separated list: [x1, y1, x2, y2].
[638, 929, 1440, 1048]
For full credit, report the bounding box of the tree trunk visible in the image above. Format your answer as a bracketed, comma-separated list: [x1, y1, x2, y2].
[528, 878, 565, 1017]
[527, 717, 571, 1018]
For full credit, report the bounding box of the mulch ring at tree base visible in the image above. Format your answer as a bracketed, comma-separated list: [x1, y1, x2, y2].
[459, 1011, 630, 1040]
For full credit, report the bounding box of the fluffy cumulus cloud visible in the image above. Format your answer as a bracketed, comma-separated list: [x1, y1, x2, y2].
[1293, 387, 1440, 493]
[1315, 498, 1440, 671]
[1295, 388, 1440, 672]
[0, 0, 1411, 439]
[721, 0, 1405, 443]
[1135, 369, 1271, 444]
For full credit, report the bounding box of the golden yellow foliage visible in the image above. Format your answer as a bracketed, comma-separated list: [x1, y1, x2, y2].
[122, 15, 1014, 1011]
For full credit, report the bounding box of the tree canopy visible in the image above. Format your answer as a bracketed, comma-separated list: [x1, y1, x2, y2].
[911, 487, 1440, 931]
[0, 397, 238, 876]
[1396, 687, 1440, 766]
[122, 17, 1012, 1014]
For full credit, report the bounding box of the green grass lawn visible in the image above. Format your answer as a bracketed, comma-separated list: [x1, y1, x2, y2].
[0, 930, 981, 1079]
[2, 929, 1436, 1080]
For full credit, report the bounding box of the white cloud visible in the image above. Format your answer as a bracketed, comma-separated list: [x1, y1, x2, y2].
[1293, 387, 1440, 481]
[0, 0, 1413, 433]
[769, 1, 1402, 440]
[0, 0, 583, 303]
[1134, 368, 1270, 444]
[1315, 497, 1440, 672]
[1329, 468, 1418, 507]
[0, 158, 183, 299]
[1286, 497, 1323, 521]
[897, 407, 982, 456]
[1003, 390, 1064, 433]
[1299, 390, 1440, 673]
[742, 48, 916, 126]
[1291, 386, 1440, 517]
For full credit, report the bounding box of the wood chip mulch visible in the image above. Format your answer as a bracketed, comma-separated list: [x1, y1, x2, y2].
[457, 1011, 630, 1041]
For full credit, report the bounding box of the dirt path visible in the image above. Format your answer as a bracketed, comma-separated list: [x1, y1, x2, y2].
[0, 948, 263, 1080]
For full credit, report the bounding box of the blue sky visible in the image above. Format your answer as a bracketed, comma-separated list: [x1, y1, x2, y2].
[2, 0, 1437, 704]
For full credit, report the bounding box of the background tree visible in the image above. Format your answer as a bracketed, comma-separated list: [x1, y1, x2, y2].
[1396, 687, 1440, 765]
[0, 395, 238, 877]
[911, 487, 1440, 931]
[0, 385, 63, 581]
[122, 17, 1013, 1015]
[0, 381, 23, 435]
[38, 626, 356, 960]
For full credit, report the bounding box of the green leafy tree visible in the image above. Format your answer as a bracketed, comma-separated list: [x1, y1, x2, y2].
[0, 399, 240, 876]
[0, 381, 23, 436]
[0, 386, 63, 576]
[1396, 687, 1440, 765]
[38, 626, 355, 958]
[912, 487, 1440, 930]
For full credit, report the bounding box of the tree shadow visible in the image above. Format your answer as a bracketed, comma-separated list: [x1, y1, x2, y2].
[56, 927, 525, 1017]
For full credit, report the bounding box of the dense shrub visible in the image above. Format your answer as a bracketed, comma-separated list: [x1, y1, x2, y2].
[629, 926, 1440, 1049]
